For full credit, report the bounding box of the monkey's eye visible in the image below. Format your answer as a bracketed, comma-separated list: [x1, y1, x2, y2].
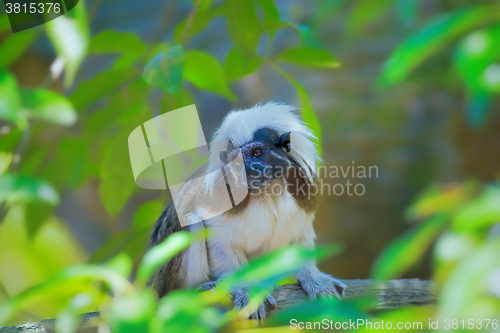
[252, 149, 262, 158]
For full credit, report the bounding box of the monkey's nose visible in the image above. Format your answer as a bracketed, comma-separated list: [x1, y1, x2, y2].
[249, 162, 264, 171]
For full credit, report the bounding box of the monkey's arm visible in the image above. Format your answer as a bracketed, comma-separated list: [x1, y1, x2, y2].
[147, 201, 211, 297]
[147, 202, 187, 297]
[148, 163, 214, 297]
[200, 235, 277, 320]
[295, 219, 346, 298]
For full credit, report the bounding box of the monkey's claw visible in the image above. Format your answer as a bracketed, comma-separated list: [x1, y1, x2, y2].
[297, 271, 346, 299]
[232, 286, 276, 321]
[198, 279, 221, 291]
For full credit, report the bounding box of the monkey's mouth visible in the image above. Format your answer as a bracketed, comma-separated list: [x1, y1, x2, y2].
[223, 162, 288, 195]
[247, 177, 287, 196]
[223, 168, 270, 192]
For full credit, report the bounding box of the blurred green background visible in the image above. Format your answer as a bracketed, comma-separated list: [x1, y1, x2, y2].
[1, 0, 500, 331]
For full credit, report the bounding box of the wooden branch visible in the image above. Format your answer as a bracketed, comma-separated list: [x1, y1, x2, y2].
[273, 279, 436, 310]
[0, 279, 436, 333]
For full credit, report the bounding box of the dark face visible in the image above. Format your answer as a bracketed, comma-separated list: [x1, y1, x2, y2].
[220, 128, 292, 191]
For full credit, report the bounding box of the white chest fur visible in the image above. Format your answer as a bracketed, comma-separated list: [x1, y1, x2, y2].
[206, 191, 315, 261]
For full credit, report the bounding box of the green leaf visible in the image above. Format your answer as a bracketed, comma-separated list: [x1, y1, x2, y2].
[133, 200, 165, 231]
[267, 297, 370, 327]
[88, 30, 146, 54]
[112, 52, 142, 70]
[0, 69, 26, 129]
[224, 48, 261, 82]
[83, 80, 149, 141]
[194, 0, 214, 11]
[110, 290, 156, 333]
[278, 46, 340, 68]
[257, 0, 284, 39]
[295, 86, 322, 158]
[99, 129, 136, 217]
[0, 265, 132, 325]
[0, 127, 22, 153]
[261, 19, 293, 35]
[183, 50, 236, 101]
[155, 290, 226, 332]
[433, 231, 475, 283]
[405, 182, 478, 220]
[105, 253, 133, 279]
[348, 0, 392, 34]
[0, 31, 38, 68]
[20, 89, 77, 125]
[439, 238, 500, 319]
[0, 153, 12, 174]
[174, 5, 226, 44]
[70, 68, 137, 111]
[371, 214, 449, 280]
[452, 185, 500, 234]
[368, 307, 434, 333]
[0, 173, 59, 205]
[0, 14, 10, 31]
[93, 102, 150, 216]
[25, 202, 54, 239]
[55, 293, 93, 333]
[35, 137, 94, 191]
[455, 25, 500, 94]
[161, 89, 195, 112]
[483, 63, 500, 93]
[143, 45, 184, 94]
[225, 0, 260, 52]
[46, 2, 89, 87]
[378, 5, 500, 89]
[136, 231, 193, 284]
[273, 66, 322, 157]
[219, 244, 341, 292]
[257, 0, 280, 21]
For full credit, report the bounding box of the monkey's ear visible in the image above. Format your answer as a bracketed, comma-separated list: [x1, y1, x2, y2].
[276, 132, 291, 153]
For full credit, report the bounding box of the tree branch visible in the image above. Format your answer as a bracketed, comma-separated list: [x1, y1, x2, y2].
[181, 0, 202, 46]
[0, 279, 436, 333]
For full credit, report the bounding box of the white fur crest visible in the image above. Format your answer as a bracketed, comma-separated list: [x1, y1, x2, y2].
[204, 102, 319, 191]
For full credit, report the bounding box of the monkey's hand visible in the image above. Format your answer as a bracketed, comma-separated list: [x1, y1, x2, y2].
[232, 285, 277, 321]
[198, 279, 221, 291]
[297, 268, 346, 299]
[199, 281, 276, 320]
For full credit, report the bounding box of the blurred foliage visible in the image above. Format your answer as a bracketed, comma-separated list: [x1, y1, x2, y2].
[1, 0, 500, 331]
[2, 181, 499, 332]
[370, 1, 500, 321]
[372, 180, 500, 325]
[0, 230, 347, 332]
[0, 0, 334, 328]
[377, 2, 500, 128]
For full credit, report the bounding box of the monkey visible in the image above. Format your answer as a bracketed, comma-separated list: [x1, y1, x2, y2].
[147, 102, 346, 320]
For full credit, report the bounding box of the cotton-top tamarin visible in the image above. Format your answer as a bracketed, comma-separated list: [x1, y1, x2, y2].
[148, 102, 345, 319]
